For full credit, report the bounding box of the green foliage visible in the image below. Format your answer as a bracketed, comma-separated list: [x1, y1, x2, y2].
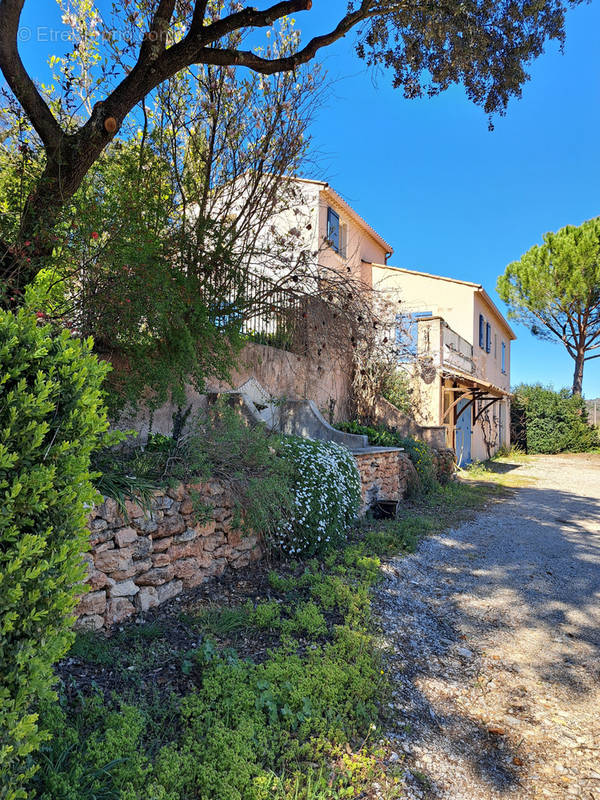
[337, 421, 438, 494]
[28, 471, 494, 800]
[272, 438, 362, 558]
[380, 370, 413, 415]
[511, 384, 598, 454]
[0, 310, 109, 798]
[92, 401, 296, 539]
[497, 217, 600, 394]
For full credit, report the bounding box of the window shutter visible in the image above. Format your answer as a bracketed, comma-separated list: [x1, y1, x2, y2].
[479, 315, 485, 348]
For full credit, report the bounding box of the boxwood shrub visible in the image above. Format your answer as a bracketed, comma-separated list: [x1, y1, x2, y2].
[0, 311, 109, 798]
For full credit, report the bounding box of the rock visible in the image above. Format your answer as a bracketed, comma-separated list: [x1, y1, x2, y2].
[114, 527, 138, 548]
[168, 539, 203, 561]
[76, 589, 106, 616]
[74, 614, 105, 632]
[157, 579, 183, 604]
[96, 497, 121, 525]
[179, 498, 194, 515]
[90, 517, 108, 532]
[132, 536, 152, 559]
[231, 551, 251, 569]
[136, 586, 159, 612]
[134, 516, 158, 534]
[125, 498, 146, 519]
[457, 647, 473, 658]
[154, 515, 186, 539]
[151, 536, 173, 552]
[195, 520, 216, 537]
[90, 528, 113, 547]
[109, 579, 139, 597]
[106, 597, 136, 625]
[174, 528, 198, 544]
[152, 553, 171, 567]
[87, 570, 115, 591]
[167, 484, 186, 501]
[202, 532, 226, 552]
[173, 557, 201, 580]
[92, 540, 114, 554]
[95, 547, 134, 574]
[136, 566, 175, 586]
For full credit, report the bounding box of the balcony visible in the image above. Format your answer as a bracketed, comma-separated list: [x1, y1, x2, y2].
[417, 317, 475, 375]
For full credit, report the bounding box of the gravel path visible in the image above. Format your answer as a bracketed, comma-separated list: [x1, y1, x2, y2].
[376, 454, 600, 800]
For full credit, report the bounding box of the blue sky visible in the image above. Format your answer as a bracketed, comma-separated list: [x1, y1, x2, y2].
[16, 2, 600, 396]
[296, 2, 600, 397]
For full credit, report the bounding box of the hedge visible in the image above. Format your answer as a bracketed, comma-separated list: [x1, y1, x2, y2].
[0, 311, 109, 798]
[511, 384, 598, 454]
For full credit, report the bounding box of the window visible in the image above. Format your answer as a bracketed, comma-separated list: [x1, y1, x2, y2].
[327, 207, 340, 254]
[396, 311, 432, 360]
[485, 322, 491, 354]
[501, 341, 506, 374]
[479, 314, 485, 349]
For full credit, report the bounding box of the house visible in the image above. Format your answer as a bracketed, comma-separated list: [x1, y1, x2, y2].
[371, 265, 516, 463]
[229, 176, 515, 461]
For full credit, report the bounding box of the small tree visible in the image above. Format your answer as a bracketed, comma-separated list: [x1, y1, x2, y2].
[0, 311, 109, 798]
[497, 217, 600, 395]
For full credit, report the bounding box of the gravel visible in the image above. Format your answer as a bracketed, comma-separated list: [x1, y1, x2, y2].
[375, 454, 600, 800]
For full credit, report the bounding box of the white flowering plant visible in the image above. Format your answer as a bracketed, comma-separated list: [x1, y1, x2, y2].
[271, 437, 362, 557]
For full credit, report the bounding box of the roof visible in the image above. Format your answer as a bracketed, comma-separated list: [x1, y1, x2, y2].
[294, 177, 394, 256]
[371, 264, 517, 341]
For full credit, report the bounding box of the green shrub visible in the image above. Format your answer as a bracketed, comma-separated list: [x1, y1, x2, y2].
[0, 310, 110, 798]
[511, 384, 598, 454]
[93, 400, 296, 539]
[272, 438, 361, 557]
[336, 421, 438, 493]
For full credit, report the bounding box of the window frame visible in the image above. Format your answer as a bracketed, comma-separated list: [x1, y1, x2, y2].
[501, 341, 507, 374]
[327, 207, 340, 254]
[479, 314, 485, 349]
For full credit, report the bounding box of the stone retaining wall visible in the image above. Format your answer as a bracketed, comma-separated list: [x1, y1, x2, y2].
[76, 481, 262, 632]
[77, 448, 414, 631]
[353, 449, 414, 514]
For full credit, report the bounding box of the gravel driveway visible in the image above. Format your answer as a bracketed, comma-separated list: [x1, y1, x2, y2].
[376, 454, 600, 800]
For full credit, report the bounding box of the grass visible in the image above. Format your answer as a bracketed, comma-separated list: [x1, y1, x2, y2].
[33, 478, 498, 800]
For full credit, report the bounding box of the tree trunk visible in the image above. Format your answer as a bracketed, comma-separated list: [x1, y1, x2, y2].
[572, 349, 585, 396]
[0, 122, 113, 306]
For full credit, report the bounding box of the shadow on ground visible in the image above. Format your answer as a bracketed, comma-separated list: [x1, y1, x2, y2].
[376, 454, 600, 796]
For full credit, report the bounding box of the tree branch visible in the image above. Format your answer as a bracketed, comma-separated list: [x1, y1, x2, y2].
[0, 0, 63, 149]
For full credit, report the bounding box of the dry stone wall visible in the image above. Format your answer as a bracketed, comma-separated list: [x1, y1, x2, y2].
[76, 481, 262, 632]
[77, 449, 414, 631]
[353, 449, 415, 514]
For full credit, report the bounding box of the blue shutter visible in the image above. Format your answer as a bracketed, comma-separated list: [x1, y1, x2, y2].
[479, 315, 485, 348]
[327, 208, 340, 253]
[486, 322, 491, 353]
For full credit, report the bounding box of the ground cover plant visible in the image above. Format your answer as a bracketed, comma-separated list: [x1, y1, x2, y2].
[29, 479, 497, 800]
